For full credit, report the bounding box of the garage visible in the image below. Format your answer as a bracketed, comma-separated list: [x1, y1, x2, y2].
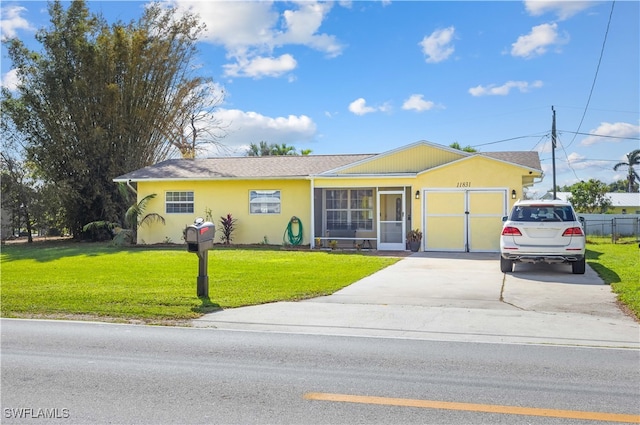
[422, 189, 507, 252]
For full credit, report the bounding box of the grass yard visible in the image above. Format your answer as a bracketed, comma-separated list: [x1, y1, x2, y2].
[2, 238, 638, 324]
[0, 242, 399, 324]
[586, 237, 640, 320]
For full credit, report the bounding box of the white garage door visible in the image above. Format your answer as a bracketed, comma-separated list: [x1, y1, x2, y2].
[423, 189, 507, 252]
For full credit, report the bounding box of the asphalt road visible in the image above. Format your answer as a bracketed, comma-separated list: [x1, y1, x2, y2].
[2, 319, 639, 424]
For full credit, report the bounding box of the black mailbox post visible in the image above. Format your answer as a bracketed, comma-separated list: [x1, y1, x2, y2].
[185, 218, 215, 297]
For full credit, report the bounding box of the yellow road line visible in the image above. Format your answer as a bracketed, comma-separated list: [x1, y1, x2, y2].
[303, 392, 640, 424]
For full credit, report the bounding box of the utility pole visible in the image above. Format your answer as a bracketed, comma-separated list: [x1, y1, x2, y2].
[551, 106, 557, 200]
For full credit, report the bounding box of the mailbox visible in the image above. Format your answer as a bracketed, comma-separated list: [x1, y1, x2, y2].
[185, 218, 215, 298]
[185, 218, 215, 253]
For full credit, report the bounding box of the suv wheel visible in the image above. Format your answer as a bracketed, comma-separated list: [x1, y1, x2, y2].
[572, 258, 586, 274]
[500, 257, 513, 273]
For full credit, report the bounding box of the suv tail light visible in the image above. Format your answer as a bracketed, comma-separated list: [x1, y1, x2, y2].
[501, 226, 522, 236]
[562, 227, 584, 236]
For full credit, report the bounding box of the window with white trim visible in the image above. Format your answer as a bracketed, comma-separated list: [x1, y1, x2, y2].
[250, 190, 281, 214]
[325, 189, 373, 230]
[165, 191, 194, 214]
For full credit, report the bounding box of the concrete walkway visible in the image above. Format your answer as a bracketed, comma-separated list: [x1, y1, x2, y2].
[193, 252, 640, 349]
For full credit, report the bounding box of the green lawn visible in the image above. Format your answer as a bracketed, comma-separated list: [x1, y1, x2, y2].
[2, 239, 638, 324]
[586, 237, 640, 320]
[0, 242, 398, 324]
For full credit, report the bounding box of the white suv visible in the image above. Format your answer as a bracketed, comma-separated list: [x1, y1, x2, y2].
[500, 200, 586, 274]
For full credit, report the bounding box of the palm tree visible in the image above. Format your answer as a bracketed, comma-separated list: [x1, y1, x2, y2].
[613, 149, 640, 192]
[270, 143, 297, 155]
[246, 141, 306, 156]
[247, 141, 272, 156]
[82, 192, 165, 245]
[124, 193, 165, 244]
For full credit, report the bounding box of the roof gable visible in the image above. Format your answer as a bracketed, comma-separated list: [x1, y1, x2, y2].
[324, 141, 468, 175]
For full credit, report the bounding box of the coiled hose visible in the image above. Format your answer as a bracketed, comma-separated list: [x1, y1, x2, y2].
[284, 216, 303, 245]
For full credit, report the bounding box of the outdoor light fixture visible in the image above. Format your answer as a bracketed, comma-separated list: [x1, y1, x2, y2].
[511, 189, 517, 199]
[415, 190, 420, 199]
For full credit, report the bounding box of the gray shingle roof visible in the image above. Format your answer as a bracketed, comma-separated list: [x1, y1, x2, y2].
[114, 154, 376, 181]
[114, 149, 542, 182]
[479, 151, 541, 171]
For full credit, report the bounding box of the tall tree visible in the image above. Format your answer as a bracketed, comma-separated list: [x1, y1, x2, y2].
[568, 179, 612, 213]
[613, 149, 640, 193]
[2, 1, 215, 237]
[608, 179, 631, 193]
[1, 102, 36, 241]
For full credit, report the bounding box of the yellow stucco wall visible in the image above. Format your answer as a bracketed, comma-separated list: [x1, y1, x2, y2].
[415, 156, 526, 209]
[136, 179, 311, 245]
[608, 206, 640, 214]
[133, 154, 535, 249]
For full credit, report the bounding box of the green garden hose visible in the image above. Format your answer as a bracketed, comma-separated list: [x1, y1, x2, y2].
[284, 216, 304, 245]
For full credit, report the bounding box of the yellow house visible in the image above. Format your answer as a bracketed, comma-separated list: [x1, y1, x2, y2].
[114, 141, 542, 252]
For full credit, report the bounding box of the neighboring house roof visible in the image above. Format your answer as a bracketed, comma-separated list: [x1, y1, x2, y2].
[553, 192, 640, 208]
[114, 141, 542, 182]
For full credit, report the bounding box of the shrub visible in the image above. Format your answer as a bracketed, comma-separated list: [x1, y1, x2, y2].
[219, 213, 237, 245]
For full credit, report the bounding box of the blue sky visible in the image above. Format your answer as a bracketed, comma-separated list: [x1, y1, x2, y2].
[1, 1, 639, 198]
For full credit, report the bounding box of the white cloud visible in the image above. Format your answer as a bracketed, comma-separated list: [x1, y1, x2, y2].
[169, 0, 344, 79]
[524, 0, 596, 20]
[402, 94, 435, 112]
[210, 108, 317, 153]
[223, 54, 297, 79]
[419, 26, 455, 63]
[511, 23, 567, 58]
[0, 5, 34, 41]
[581, 122, 640, 146]
[276, 2, 342, 58]
[1, 69, 20, 91]
[348, 98, 391, 116]
[468, 80, 543, 96]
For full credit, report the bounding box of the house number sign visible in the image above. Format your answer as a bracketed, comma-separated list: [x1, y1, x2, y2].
[456, 182, 471, 188]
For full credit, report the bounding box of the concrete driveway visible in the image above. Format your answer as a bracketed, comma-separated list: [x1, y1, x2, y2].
[193, 253, 639, 348]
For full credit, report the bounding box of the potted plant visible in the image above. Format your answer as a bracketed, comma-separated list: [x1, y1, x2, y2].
[407, 229, 422, 252]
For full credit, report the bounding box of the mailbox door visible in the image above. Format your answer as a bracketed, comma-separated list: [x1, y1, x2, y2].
[185, 227, 198, 243]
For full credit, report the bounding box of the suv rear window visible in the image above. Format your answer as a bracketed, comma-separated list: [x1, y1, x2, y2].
[510, 205, 576, 222]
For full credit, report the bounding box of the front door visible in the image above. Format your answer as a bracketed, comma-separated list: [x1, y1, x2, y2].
[378, 191, 406, 250]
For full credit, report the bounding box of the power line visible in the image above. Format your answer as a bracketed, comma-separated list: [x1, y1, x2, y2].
[470, 132, 549, 148]
[565, 0, 616, 149]
[557, 134, 582, 182]
[559, 130, 639, 140]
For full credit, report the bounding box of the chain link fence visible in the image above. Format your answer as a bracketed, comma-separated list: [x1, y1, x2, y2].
[581, 214, 640, 243]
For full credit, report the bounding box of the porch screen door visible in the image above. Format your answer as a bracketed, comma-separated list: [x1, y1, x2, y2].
[377, 191, 405, 250]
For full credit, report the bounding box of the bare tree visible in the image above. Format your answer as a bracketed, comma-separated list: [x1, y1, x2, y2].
[163, 82, 228, 159]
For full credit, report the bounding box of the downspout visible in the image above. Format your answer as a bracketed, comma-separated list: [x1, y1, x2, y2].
[310, 177, 315, 248]
[126, 179, 137, 195]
